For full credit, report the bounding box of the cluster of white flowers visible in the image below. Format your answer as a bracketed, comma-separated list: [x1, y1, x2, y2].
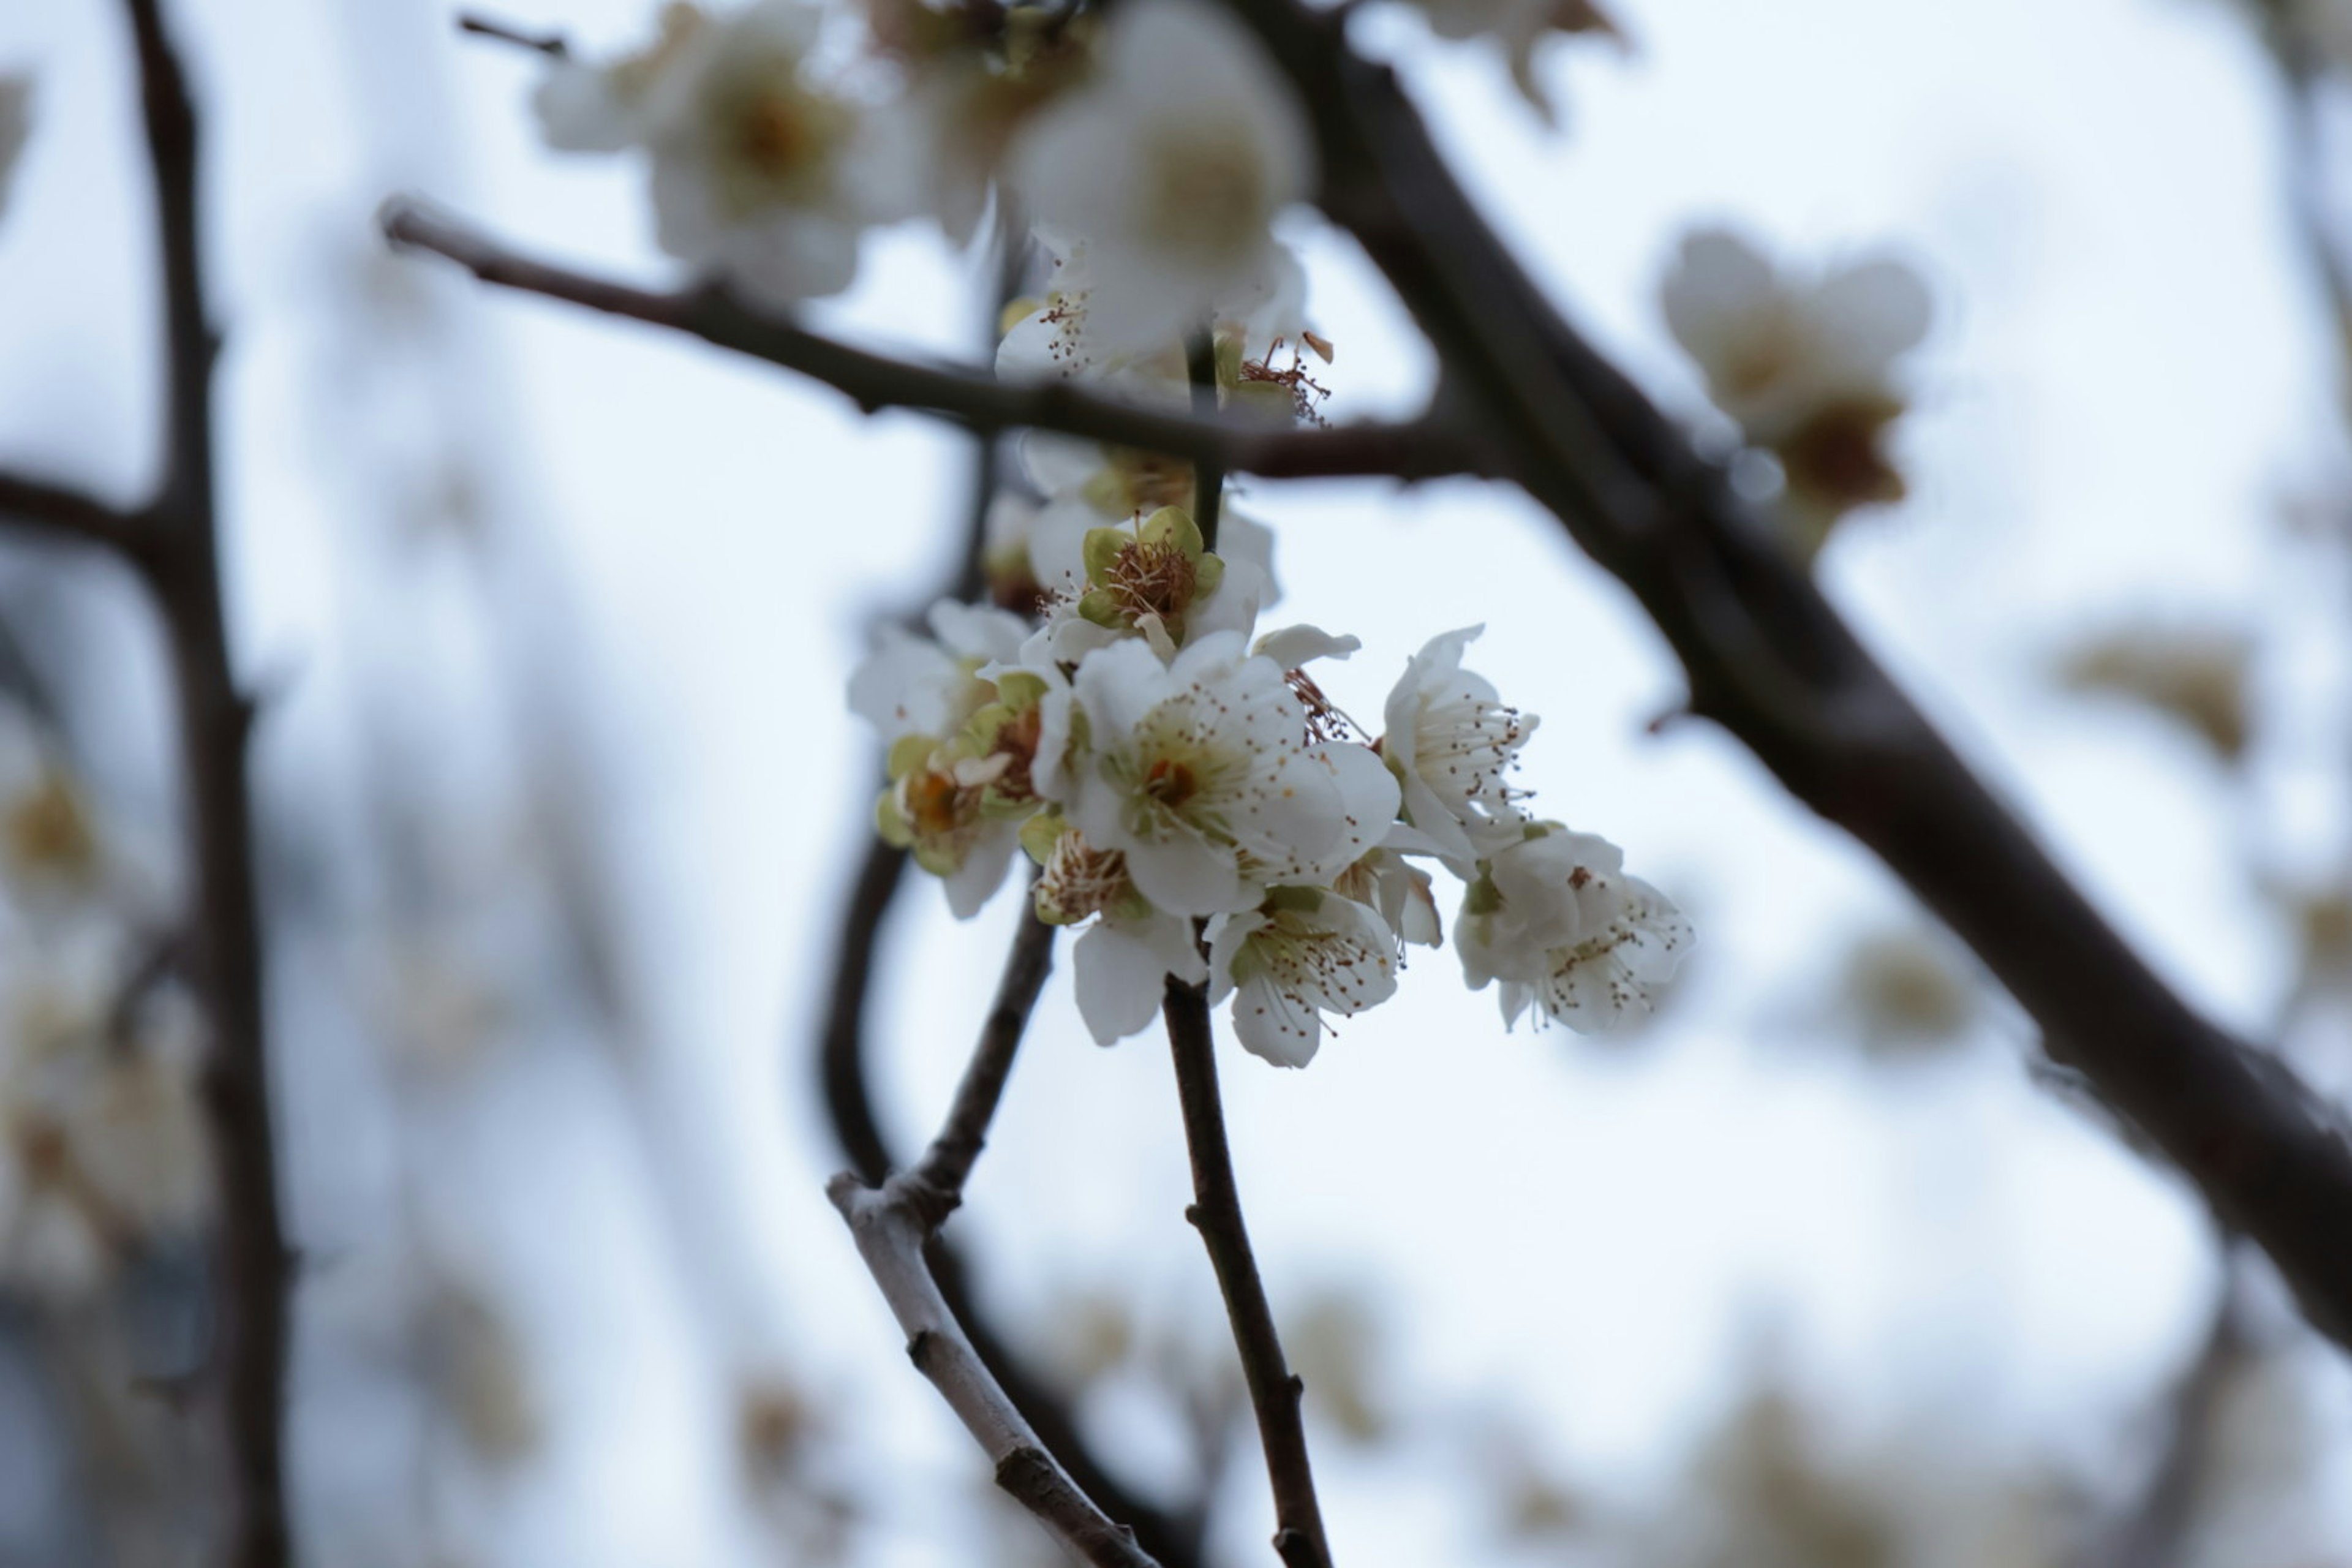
[851, 522, 1690, 1065]
[854, 322, 1689, 1068]
[531, 0, 1691, 1063]
[0, 710, 211, 1299]
[532, 0, 1315, 320]
[1660, 227, 1931, 557]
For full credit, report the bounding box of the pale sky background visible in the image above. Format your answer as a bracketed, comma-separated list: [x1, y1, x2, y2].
[4, 0, 2352, 1562]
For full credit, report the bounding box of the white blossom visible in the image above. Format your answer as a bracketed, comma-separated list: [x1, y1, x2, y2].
[532, 3, 706, 151]
[1007, 0, 1314, 352]
[1661, 227, 1929, 445]
[848, 600, 1030, 747]
[1332, 845, 1443, 952]
[1379, 625, 1534, 870]
[1052, 632, 1375, 916]
[537, 1, 905, 307]
[1457, 826, 1690, 1033]
[1207, 888, 1398, 1067]
[0, 924, 212, 1299]
[0, 72, 32, 222]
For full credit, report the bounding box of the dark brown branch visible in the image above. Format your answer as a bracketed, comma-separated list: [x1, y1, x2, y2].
[0, 471, 159, 564]
[831, 914, 1168, 1568]
[819, 833, 910, 1189]
[377, 199, 1480, 484]
[121, 2, 291, 1563]
[1161, 979, 1332, 1568]
[1227, 0, 2352, 1358]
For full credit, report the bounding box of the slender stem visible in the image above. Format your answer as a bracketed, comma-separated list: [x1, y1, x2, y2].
[903, 905, 1056, 1211]
[1185, 327, 1224, 551]
[1161, 979, 1332, 1568]
[831, 916, 1169, 1568]
[121, 2, 291, 1564]
[379, 200, 1480, 484]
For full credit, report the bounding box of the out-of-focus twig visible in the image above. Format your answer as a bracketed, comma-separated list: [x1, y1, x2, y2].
[2076, 1257, 2247, 1568]
[455, 12, 568, 57]
[117, 1, 292, 1562]
[378, 200, 1482, 483]
[1161, 978, 1333, 1568]
[0, 473, 159, 565]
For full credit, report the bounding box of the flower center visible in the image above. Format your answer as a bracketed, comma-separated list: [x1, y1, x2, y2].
[1144, 757, 1199, 809]
[1104, 538, 1199, 623]
[1139, 119, 1270, 264]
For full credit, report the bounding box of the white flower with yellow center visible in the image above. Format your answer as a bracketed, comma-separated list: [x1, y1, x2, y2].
[1207, 888, 1398, 1068]
[1457, 827, 1691, 1034]
[1379, 626, 1536, 871]
[848, 600, 1030, 747]
[1006, 0, 1314, 352]
[537, 1, 904, 307]
[1055, 632, 1370, 916]
[1022, 817, 1208, 1044]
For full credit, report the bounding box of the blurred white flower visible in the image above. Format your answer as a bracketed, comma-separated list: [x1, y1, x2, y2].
[1661, 227, 1930, 546]
[1207, 888, 1397, 1066]
[1458, 826, 1690, 1033]
[848, 599, 1030, 747]
[0, 72, 33, 221]
[532, 3, 706, 151]
[1008, 0, 1314, 351]
[0, 924, 211, 1299]
[535, 1, 905, 306]
[1379, 625, 1535, 871]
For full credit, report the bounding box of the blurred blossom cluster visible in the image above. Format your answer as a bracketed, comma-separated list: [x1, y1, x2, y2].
[523, 0, 1706, 1063]
[0, 707, 208, 1302]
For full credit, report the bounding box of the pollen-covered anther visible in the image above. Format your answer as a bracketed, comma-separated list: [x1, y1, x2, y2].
[1035, 829, 1133, 925]
[1103, 537, 1199, 622]
[1284, 668, 1356, 744]
[1240, 341, 1333, 426]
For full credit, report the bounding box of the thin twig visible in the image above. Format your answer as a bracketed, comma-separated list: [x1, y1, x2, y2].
[1224, 0, 2352, 1358]
[2076, 1253, 2247, 1568]
[378, 200, 1481, 484]
[831, 914, 1167, 1568]
[0, 472, 159, 565]
[1162, 978, 1333, 1568]
[900, 906, 1057, 1213]
[456, 12, 569, 56]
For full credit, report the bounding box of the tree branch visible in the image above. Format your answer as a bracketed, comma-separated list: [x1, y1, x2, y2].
[1226, 0, 2352, 1358]
[377, 199, 1481, 484]
[0, 471, 159, 564]
[1161, 979, 1332, 1568]
[119, 2, 291, 1562]
[831, 912, 1168, 1568]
